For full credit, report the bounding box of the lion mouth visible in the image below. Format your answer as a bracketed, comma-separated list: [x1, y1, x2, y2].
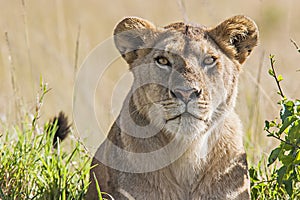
[166, 112, 205, 122]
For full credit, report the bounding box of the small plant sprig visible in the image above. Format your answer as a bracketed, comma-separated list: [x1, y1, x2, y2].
[31, 76, 51, 131]
[250, 50, 300, 199]
[268, 55, 285, 98]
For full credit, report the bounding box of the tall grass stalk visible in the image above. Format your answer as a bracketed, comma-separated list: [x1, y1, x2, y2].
[176, 0, 189, 23]
[4, 32, 23, 124]
[21, 0, 36, 96]
[74, 25, 81, 79]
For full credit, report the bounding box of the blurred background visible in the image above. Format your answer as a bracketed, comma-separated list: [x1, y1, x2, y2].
[1, 0, 299, 163]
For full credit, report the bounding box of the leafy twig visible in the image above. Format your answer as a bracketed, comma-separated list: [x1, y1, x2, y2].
[269, 55, 285, 98]
[291, 39, 300, 71]
[266, 130, 300, 150]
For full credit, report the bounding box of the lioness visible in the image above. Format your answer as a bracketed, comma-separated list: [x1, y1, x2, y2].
[86, 15, 258, 200]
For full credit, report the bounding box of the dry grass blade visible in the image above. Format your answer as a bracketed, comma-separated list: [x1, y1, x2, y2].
[4, 32, 22, 122]
[290, 39, 300, 52]
[176, 0, 189, 23]
[21, 0, 34, 87]
[244, 69, 277, 111]
[4, 32, 17, 96]
[74, 25, 81, 78]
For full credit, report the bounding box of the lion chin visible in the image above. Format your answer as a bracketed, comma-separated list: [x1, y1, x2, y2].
[163, 112, 208, 138]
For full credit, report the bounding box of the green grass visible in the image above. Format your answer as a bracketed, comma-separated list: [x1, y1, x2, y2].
[0, 80, 110, 200]
[0, 114, 90, 200]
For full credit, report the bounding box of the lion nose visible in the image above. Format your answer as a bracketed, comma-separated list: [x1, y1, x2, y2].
[171, 88, 201, 103]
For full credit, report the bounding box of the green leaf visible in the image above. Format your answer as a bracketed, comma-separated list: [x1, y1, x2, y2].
[271, 120, 277, 127]
[279, 154, 295, 166]
[280, 101, 294, 121]
[286, 120, 300, 142]
[282, 143, 293, 151]
[277, 166, 287, 185]
[264, 120, 270, 130]
[277, 74, 283, 82]
[295, 99, 300, 113]
[267, 132, 274, 137]
[279, 116, 297, 134]
[268, 68, 275, 77]
[268, 147, 281, 166]
[294, 150, 300, 164]
[283, 179, 293, 197]
[249, 167, 259, 182]
[39, 75, 43, 88]
[93, 173, 103, 200]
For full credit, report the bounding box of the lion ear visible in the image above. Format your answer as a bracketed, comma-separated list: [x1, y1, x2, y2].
[208, 15, 258, 64]
[114, 17, 156, 64]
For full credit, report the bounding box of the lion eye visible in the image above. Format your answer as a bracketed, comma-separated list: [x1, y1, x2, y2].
[203, 56, 216, 66]
[155, 56, 171, 68]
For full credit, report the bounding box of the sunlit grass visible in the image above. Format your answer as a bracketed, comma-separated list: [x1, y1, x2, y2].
[0, 115, 90, 200]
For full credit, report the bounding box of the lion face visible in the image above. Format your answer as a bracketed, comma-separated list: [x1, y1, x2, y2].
[114, 16, 258, 137]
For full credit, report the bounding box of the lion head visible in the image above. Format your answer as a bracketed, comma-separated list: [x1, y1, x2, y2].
[113, 15, 258, 139]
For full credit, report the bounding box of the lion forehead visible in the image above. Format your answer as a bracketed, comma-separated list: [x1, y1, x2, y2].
[151, 28, 221, 65]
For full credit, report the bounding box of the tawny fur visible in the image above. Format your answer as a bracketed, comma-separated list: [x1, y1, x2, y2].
[86, 15, 258, 200]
